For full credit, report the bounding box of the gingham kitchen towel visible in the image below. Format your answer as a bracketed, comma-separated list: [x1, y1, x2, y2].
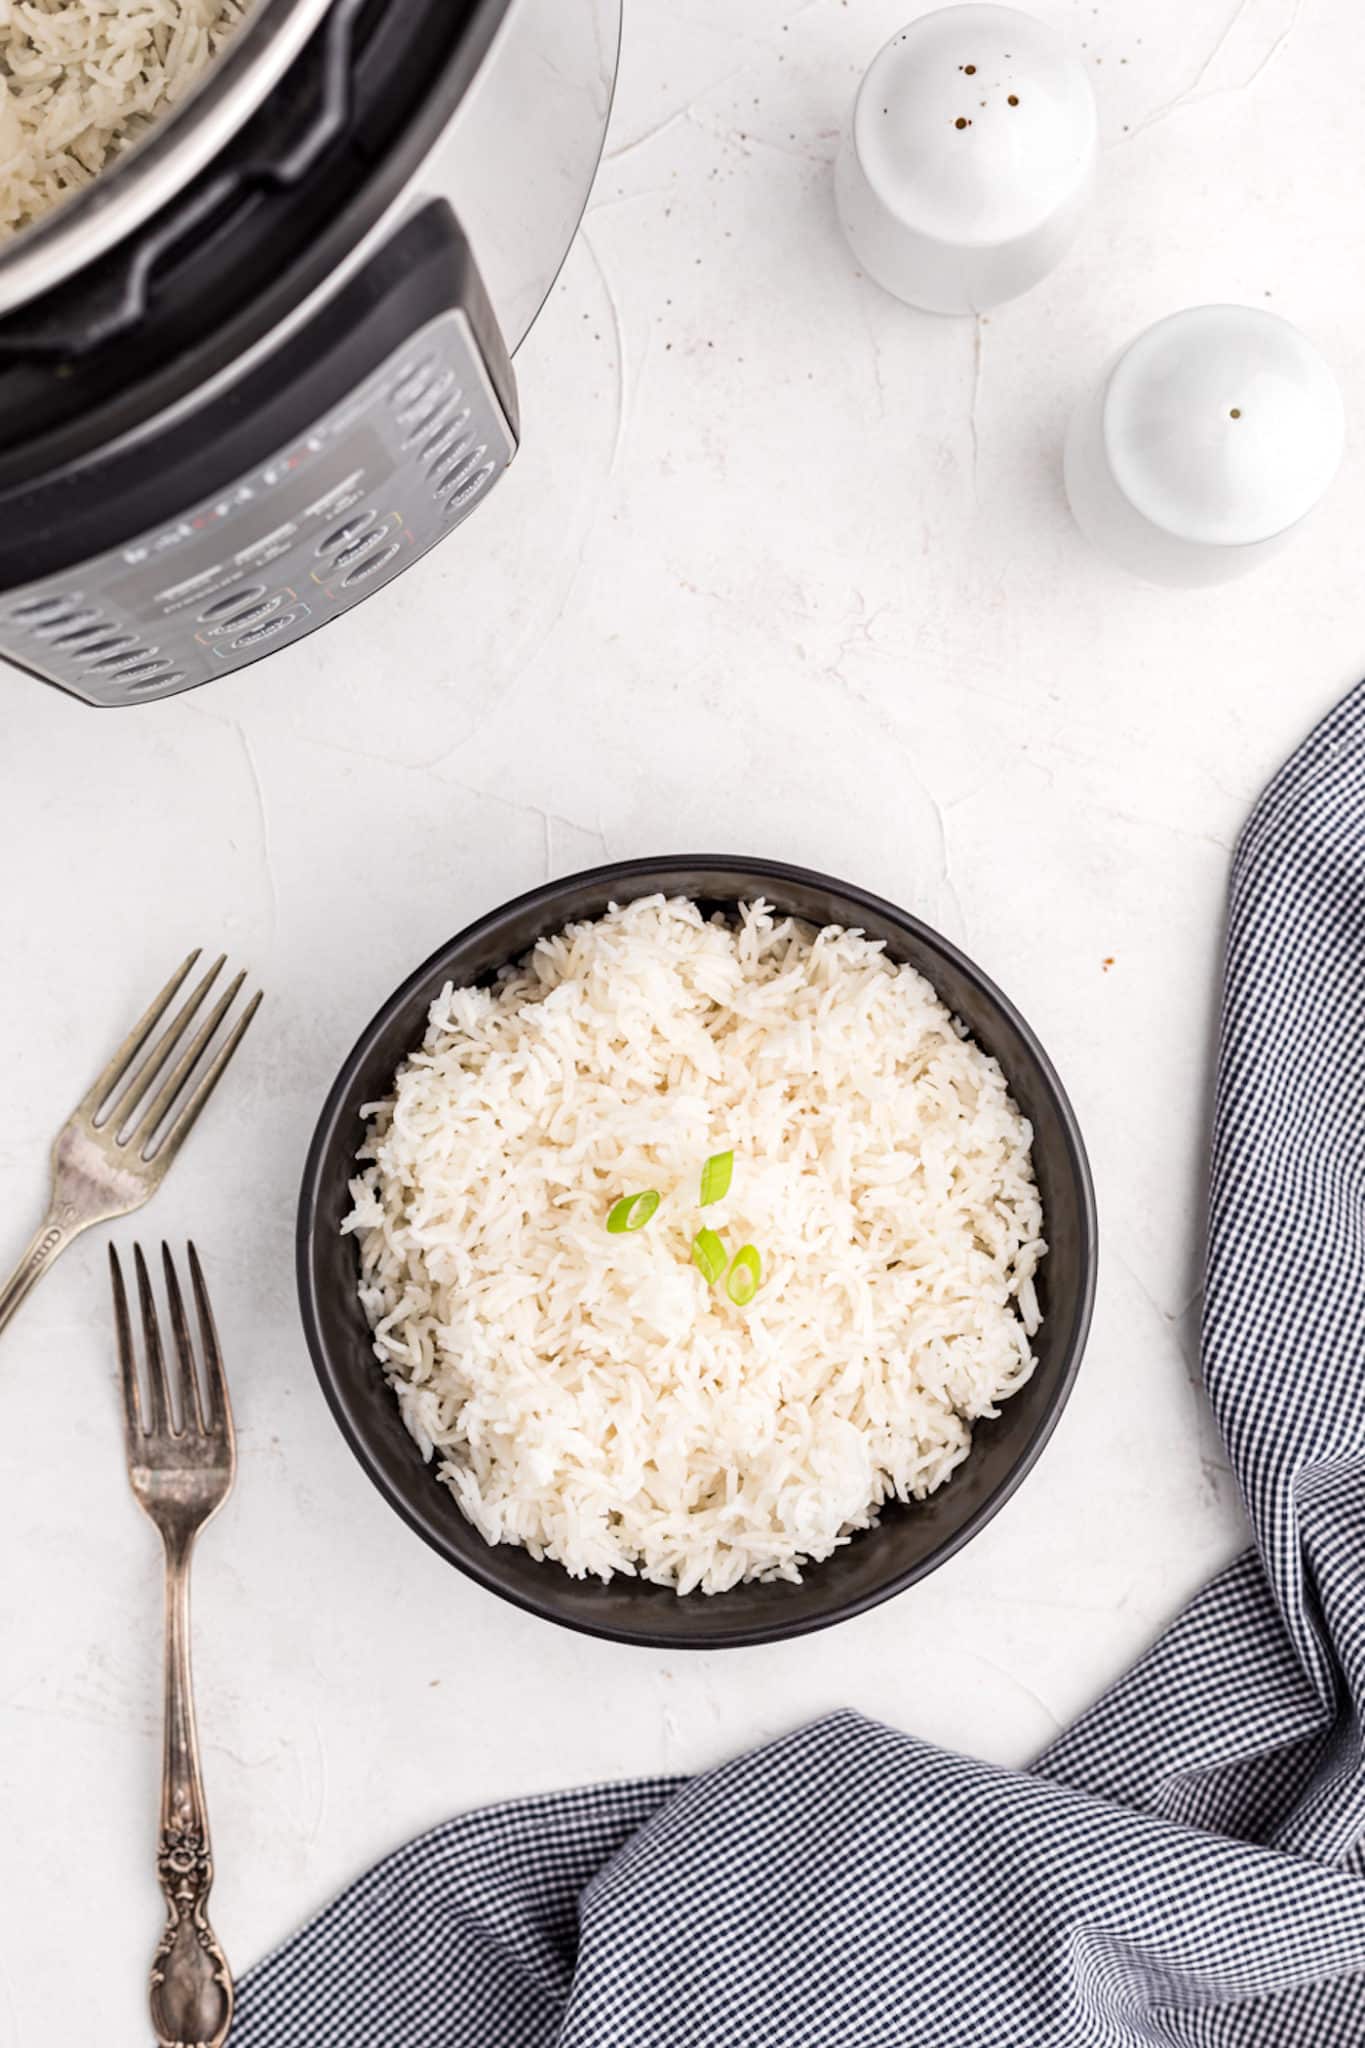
[235, 682, 1365, 2047]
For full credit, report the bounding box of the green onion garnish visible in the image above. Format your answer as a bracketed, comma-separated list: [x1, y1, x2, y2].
[692, 1227, 728, 1284]
[606, 1189, 660, 1234]
[725, 1244, 762, 1306]
[699, 1149, 734, 1206]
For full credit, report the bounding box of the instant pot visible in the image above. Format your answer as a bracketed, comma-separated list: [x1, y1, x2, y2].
[0, 0, 620, 706]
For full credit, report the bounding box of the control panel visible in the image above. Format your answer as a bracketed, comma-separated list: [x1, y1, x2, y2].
[0, 306, 515, 706]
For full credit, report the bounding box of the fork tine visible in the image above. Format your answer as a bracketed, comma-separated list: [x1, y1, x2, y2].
[132, 970, 245, 1151]
[106, 956, 226, 1134]
[78, 950, 201, 1120]
[133, 1244, 175, 1436]
[161, 1244, 207, 1437]
[109, 1247, 144, 1448]
[143, 990, 262, 1166]
[188, 1243, 232, 1439]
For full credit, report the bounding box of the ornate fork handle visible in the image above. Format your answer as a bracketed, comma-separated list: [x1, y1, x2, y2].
[0, 1203, 82, 1336]
[150, 1533, 234, 2048]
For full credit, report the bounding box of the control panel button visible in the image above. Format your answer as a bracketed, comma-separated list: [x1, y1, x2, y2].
[232, 611, 301, 649]
[317, 513, 378, 559]
[342, 543, 401, 588]
[199, 584, 268, 623]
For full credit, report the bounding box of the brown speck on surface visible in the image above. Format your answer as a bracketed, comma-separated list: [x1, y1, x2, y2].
[1230, 408, 1242, 419]
[964, 62, 976, 73]
[955, 115, 969, 128]
[1102, 957, 1115, 973]
[1008, 92, 1019, 104]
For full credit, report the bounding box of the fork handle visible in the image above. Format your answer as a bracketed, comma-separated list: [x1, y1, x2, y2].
[0, 1206, 82, 1337]
[150, 1534, 234, 2048]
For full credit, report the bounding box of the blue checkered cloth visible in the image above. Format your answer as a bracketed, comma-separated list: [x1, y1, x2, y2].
[236, 683, 1365, 2046]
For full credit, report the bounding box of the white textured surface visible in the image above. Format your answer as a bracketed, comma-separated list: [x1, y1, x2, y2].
[2, 0, 1364, 2037]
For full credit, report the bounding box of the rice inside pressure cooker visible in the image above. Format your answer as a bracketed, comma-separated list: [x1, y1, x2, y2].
[0, 0, 249, 237]
[343, 896, 1047, 1596]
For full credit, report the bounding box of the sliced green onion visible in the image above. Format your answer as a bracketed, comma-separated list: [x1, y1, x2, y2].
[699, 1149, 734, 1206]
[606, 1189, 660, 1234]
[692, 1227, 728, 1285]
[725, 1244, 762, 1306]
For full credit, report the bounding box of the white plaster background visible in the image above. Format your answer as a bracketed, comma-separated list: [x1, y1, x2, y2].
[3, 0, 1363, 2037]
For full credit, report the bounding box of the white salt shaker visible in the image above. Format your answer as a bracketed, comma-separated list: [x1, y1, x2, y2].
[1064, 306, 1346, 587]
[836, 4, 1097, 316]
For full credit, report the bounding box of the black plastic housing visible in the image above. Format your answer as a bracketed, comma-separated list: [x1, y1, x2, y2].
[0, 0, 511, 586]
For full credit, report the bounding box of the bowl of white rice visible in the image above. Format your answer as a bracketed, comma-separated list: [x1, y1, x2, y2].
[298, 857, 1096, 1647]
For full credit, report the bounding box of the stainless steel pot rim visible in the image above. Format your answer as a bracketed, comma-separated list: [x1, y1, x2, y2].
[0, 0, 337, 318]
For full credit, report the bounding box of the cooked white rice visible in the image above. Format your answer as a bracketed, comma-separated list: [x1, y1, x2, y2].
[344, 896, 1047, 1596]
[0, 0, 248, 237]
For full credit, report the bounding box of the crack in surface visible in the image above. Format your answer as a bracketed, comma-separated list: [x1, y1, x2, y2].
[229, 717, 277, 944]
[1112, 1248, 1190, 1331]
[579, 224, 630, 483]
[968, 316, 985, 501]
[1183, 0, 1259, 99]
[815, 656, 966, 933]
[959, 1648, 1064, 1737]
[701, 119, 838, 166]
[602, 48, 757, 165]
[1112, 0, 1303, 145]
[604, 102, 695, 166]
[851, 286, 889, 421]
[285, 730, 607, 856]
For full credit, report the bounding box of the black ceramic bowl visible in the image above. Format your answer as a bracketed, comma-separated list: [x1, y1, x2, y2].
[298, 857, 1097, 1649]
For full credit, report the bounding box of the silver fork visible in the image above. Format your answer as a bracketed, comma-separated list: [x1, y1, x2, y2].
[0, 951, 261, 1338]
[112, 1242, 236, 2048]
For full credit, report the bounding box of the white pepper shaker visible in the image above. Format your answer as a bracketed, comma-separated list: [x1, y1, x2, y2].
[1064, 306, 1346, 587]
[836, 4, 1097, 316]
